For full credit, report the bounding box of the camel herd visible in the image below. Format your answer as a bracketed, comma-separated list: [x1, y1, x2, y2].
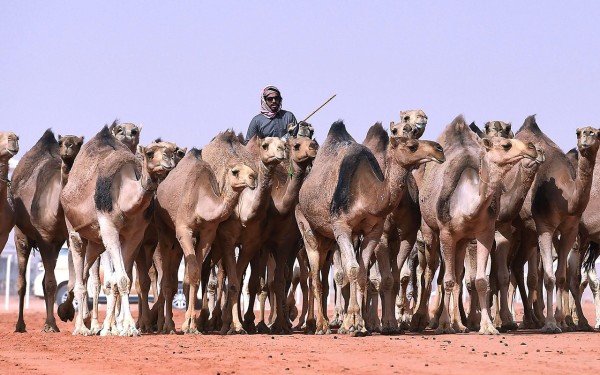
[2, 111, 600, 338]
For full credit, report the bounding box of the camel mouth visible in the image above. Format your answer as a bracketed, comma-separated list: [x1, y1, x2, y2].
[424, 157, 445, 164]
[7, 148, 18, 156]
[160, 163, 175, 171]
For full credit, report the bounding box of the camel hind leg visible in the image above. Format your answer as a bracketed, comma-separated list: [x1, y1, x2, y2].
[14, 228, 32, 333]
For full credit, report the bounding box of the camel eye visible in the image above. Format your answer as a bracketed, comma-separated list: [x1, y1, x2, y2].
[131, 128, 139, 136]
[590, 131, 595, 136]
[176, 149, 185, 158]
[293, 143, 301, 151]
[502, 143, 512, 151]
[403, 116, 410, 122]
[408, 143, 418, 152]
[116, 126, 122, 133]
[261, 143, 268, 150]
[391, 128, 397, 135]
[232, 169, 239, 177]
[145, 151, 154, 159]
[576, 131, 581, 137]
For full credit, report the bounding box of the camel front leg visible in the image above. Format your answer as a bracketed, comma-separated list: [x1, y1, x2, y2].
[68, 231, 91, 336]
[176, 226, 202, 334]
[220, 246, 245, 335]
[585, 267, 600, 328]
[411, 228, 439, 332]
[14, 229, 32, 333]
[435, 232, 456, 335]
[493, 229, 518, 332]
[375, 241, 399, 334]
[473, 233, 498, 335]
[87, 256, 102, 334]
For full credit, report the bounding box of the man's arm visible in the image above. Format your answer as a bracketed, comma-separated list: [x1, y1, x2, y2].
[246, 118, 259, 144]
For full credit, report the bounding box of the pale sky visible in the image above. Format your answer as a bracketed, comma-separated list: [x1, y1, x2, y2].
[2, 2, 599, 156]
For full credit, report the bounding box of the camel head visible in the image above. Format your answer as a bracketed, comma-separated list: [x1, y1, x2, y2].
[138, 141, 180, 181]
[484, 121, 513, 138]
[576, 126, 600, 158]
[58, 135, 84, 162]
[390, 110, 428, 139]
[388, 137, 445, 167]
[110, 121, 142, 153]
[288, 121, 315, 139]
[256, 136, 286, 166]
[154, 138, 187, 165]
[0, 131, 19, 159]
[287, 137, 319, 165]
[481, 137, 538, 167]
[225, 159, 258, 191]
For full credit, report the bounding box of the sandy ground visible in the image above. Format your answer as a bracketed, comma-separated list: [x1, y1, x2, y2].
[1, 298, 600, 375]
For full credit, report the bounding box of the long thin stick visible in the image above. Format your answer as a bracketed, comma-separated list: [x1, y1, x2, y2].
[302, 94, 336, 122]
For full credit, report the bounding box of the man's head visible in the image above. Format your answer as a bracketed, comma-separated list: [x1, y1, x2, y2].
[261, 85, 282, 118]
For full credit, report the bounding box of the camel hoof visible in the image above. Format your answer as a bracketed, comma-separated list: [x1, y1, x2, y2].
[329, 318, 343, 329]
[74, 327, 93, 336]
[42, 323, 60, 333]
[227, 328, 247, 335]
[57, 302, 75, 322]
[288, 305, 299, 322]
[453, 324, 469, 334]
[478, 325, 499, 335]
[256, 322, 270, 334]
[541, 322, 562, 334]
[381, 326, 400, 335]
[184, 328, 201, 335]
[498, 321, 518, 332]
[577, 322, 594, 332]
[409, 313, 429, 332]
[14, 321, 27, 333]
[434, 324, 455, 335]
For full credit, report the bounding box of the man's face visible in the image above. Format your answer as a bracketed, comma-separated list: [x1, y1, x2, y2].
[264, 92, 281, 112]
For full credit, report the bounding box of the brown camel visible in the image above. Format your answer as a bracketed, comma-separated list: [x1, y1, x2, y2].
[0, 131, 19, 254]
[242, 135, 318, 334]
[511, 119, 599, 333]
[466, 120, 545, 331]
[12, 130, 83, 333]
[154, 148, 257, 334]
[198, 131, 285, 334]
[418, 115, 537, 335]
[296, 120, 445, 336]
[61, 126, 180, 336]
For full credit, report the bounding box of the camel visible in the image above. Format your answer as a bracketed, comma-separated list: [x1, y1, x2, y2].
[296, 120, 445, 336]
[243, 135, 318, 334]
[109, 121, 141, 153]
[390, 110, 428, 139]
[467, 121, 545, 331]
[511, 119, 599, 333]
[154, 148, 257, 334]
[198, 131, 285, 334]
[12, 130, 83, 333]
[61, 125, 180, 336]
[0, 131, 19, 254]
[418, 115, 537, 335]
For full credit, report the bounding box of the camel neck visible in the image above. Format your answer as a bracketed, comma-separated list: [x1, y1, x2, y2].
[498, 160, 539, 222]
[61, 158, 75, 187]
[370, 156, 409, 217]
[568, 149, 597, 215]
[245, 161, 276, 220]
[0, 160, 9, 195]
[274, 159, 308, 215]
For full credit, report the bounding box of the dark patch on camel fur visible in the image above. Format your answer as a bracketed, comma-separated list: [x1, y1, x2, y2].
[95, 176, 113, 212]
[330, 121, 383, 215]
[583, 241, 600, 272]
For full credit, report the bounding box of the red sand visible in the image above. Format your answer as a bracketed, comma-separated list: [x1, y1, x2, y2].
[1, 299, 600, 375]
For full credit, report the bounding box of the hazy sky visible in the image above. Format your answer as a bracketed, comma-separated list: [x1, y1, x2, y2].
[2, 2, 600, 156]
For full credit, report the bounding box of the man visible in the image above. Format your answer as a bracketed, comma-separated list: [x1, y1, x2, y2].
[245, 85, 298, 143]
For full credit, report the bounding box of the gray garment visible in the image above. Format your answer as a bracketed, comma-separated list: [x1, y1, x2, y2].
[245, 110, 298, 143]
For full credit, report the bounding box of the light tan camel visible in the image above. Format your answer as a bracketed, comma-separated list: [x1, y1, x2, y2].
[0, 131, 19, 254]
[61, 126, 179, 336]
[199, 131, 285, 334]
[467, 120, 545, 331]
[12, 130, 83, 333]
[390, 110, 428, 139]
[109, 121, 141, 153]
[243, 136, 318, 334]
[296, 120, 445, 336]
[512, 119, 599, 333]
[154, 148, 257, 334]
[418, 115, 537, 335]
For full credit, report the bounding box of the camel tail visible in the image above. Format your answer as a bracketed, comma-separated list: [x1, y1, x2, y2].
[583, 242, 599, 272]
[330, 147, 383, 215]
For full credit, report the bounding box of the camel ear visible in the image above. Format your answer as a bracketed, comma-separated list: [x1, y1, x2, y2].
[78, 136, 85, 145]
[482, 138, 493, 150]
[389, 121, 395, 130]
[389, 136, 402, 148]
[137, 145, 145, 155]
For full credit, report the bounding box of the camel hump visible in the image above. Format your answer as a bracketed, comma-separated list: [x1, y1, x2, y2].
[97, 125, 119, 150]
[438, 115, 479, 150]
[189, 148, 202, 159]
[11, 128, 60, 190]
[363, 122, 389, 153]
[327, 120, 355, 144]
[515, 115, 540, 136]
[330, 146, 383, 215]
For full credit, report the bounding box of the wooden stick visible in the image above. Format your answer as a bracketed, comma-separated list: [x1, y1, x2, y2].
[302, 94, 336, 122]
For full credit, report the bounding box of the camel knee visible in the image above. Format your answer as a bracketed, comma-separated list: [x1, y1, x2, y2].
[475, 278, 488, 293]
[380, 275, 393, 291]
[543, 275, 556, 289]
[116, 274, 131, 295]
[44, 277, 58, 295]
[345, 264, 360, 281]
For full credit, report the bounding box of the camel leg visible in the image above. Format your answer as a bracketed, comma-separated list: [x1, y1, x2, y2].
[135, 241, 155, 333]
[494, 230, 518, 332]
[434, 230, 456, 335]
[67, 229, 92, 336]
[57, 246, 76, 323]
[243, 249, 268, 334]
[14, 229, 32, 333]
[270, 248, 296, 335]
[586, 267, 600, 329]
[160, 243, 181, 334]
[567, 243, 592, 331]
[175, 226, 203, 334]
[365, 261, 382, 333]
[220, 244, 245, 335]
[286, 264, 300, 325]
[397, 261, 411, 330]
[411, 228, 439, 332]
[375, 242, 399, 334]
[538, 231, 560, 333]
[464, 241, 481, 331]
[88, 256, 101, 334]
[448, 241, 468, 333]
[305, 243, 330, 335]
[472, 233, 498, 335]
[329, 246, 346, 328]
